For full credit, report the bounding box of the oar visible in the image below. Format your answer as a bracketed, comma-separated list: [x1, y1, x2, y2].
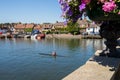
[38, 52, 67, 57]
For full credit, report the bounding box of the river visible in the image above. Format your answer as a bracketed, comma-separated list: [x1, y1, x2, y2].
[0, 38, 104, 80]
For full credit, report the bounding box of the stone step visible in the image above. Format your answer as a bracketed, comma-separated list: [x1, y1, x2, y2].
[63, 50, 120, 80]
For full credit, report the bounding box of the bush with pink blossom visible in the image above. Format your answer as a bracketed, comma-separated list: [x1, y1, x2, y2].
[58, 0, 120, 22]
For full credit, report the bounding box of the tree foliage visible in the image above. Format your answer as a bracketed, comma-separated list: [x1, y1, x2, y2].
[67, 22, 80, 35]
[24, 28, 32, 32]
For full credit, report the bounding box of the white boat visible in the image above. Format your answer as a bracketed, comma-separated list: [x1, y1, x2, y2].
[31, 34, 37, 40]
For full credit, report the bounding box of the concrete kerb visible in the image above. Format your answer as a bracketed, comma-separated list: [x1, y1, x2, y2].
[63, 50, 120, 80]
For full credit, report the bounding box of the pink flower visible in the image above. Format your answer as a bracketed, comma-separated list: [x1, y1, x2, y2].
[99, 0, 107, 3]
[118, 11, 120, 15]
[81, 0, 91, 4]
[102, 1, 117, 12]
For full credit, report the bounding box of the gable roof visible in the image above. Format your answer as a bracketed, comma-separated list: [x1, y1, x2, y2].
[34, 25, 42, 30]
[25, 24, 34, 28]
[54, 22, 66, 26]
[14, 24, 25, 29]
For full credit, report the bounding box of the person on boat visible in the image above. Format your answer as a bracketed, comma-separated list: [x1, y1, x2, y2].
[51, 51, 57, 56]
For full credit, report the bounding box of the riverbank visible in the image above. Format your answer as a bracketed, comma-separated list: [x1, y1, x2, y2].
[0, 33, 102, 39]
[46, 34, 82, 39]
[46, 34, 102, 39]
[63, 50, 120, 80]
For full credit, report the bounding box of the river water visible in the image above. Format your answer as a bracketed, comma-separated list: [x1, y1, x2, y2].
[0, 38, 104, 80]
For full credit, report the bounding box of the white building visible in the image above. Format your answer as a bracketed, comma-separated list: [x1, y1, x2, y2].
[86, 22, 100, 35]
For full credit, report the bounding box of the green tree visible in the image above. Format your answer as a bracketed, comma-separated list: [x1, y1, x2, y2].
[67, 22, 80, 35]
[24, 28, 32, 32]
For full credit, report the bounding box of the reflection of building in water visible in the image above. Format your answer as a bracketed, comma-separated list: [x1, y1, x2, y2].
[81, 39, 105, 51]
[92, 39, 105, 50]
[44, 38, 105, 52]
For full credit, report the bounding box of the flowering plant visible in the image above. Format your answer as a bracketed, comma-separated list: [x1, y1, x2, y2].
[58, 0, 120, 22]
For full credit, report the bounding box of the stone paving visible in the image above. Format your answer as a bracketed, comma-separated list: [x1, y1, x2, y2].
[62, 50, 120, 80]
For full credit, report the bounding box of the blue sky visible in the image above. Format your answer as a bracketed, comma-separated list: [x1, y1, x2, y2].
[0, 0, 64, 23]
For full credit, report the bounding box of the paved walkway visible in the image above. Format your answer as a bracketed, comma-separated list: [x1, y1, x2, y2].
[62, 50, 120, 80]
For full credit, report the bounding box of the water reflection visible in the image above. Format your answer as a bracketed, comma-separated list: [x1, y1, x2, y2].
[44, 38, 104, 52]
[0, 38, 104, 80]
